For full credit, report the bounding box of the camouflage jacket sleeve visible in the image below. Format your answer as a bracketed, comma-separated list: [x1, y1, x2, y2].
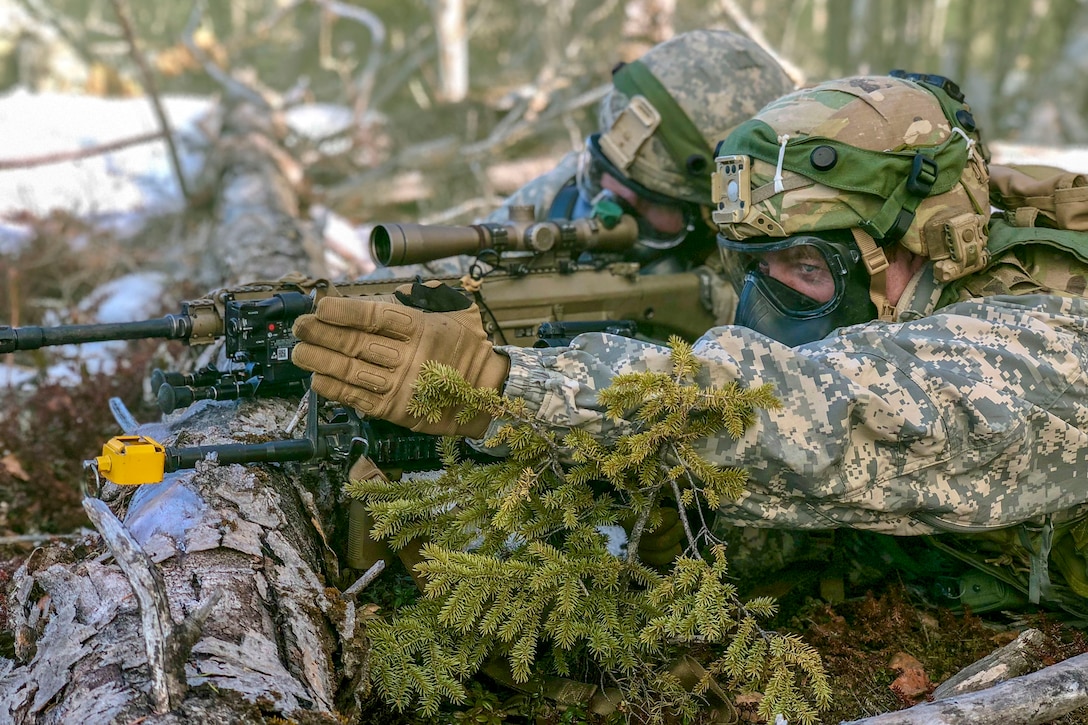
[492, 293, 1088, 536]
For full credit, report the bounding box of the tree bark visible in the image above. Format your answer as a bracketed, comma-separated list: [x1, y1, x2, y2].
[432, 0, 468, 103]
[840, 649, 1088, 724]
[0, 92, 359, 724]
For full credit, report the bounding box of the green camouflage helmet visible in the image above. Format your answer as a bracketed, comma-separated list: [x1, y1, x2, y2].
[594, 30, 795, 206]
[712, 75, 992, 284]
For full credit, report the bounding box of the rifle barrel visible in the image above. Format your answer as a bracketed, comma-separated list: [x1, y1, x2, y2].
[165, 439, 316, 473]
[0, 315, 192, 353]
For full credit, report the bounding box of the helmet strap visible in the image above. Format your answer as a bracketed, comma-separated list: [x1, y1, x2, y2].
[851, 228, 897, 321]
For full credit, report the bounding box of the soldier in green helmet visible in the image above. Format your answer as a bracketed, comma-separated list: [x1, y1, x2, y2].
[293, 70, 1088, 613]
[291, 66, 1088, 609]
[370, 29, 795, 292]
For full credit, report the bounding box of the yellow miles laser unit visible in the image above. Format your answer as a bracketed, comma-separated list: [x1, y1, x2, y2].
[94, 435, 167, 485]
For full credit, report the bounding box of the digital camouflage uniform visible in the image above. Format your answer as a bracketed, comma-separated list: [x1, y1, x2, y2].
[495, 291, 1088, 532]
[486, 75, 1088, 610]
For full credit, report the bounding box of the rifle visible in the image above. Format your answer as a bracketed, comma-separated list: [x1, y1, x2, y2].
[1, 209, 719, 414]
[11, 208, 722, 570]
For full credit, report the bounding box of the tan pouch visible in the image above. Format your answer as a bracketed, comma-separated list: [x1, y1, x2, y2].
[989, 163, 1088, 230]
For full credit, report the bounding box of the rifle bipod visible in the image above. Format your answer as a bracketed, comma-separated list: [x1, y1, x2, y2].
[83, 391, 456, 573]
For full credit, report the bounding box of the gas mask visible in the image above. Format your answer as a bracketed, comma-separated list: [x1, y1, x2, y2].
[719, 232, 878, 346]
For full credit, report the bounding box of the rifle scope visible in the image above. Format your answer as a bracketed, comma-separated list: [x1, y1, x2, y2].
[370, 212, 639, 267]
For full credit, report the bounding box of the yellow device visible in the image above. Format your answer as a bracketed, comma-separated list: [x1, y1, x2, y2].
[93, 435, 167, 485]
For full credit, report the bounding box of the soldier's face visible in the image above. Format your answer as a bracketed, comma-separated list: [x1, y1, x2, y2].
[600, 173, 686, 235]
[756, 246, 836, 304]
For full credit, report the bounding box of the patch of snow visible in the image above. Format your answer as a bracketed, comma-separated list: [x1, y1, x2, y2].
[0, 221, 34, 255]
[0, 363, 37, 389]
[598, 524, 628, 557]
[0, 272, 171, 391]
[312, 204, 376, 278]
[0, 89, 212, 220]
[284, 102, 354, 141]
[990, 141, 1088, 172]
[77, 272, 169, 323]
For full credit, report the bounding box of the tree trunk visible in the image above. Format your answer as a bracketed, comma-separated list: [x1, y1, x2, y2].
[432, 0, 468, 104]
[0, 93, 359, 724]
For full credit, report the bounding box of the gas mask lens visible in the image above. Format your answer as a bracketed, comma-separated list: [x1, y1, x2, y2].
[746, 242, 840, 313]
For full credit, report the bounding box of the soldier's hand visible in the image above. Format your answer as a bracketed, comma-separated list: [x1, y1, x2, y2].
[291, 280, 510, 437]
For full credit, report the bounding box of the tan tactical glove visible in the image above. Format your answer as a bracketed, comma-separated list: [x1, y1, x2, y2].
[291, 280, 510, 437]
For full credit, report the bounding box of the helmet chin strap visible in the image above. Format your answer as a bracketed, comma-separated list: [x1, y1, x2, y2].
[850, 228, 897, 322]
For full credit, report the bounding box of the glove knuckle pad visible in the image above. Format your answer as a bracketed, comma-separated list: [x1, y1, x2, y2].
[364, 340, 402, 368]
[354, 368, 391, 393]
[379, 306, 417, 339]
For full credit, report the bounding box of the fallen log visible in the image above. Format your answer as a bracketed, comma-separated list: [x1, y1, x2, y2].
[930, 628, 1046, 699]
[0, 86, 362, 723]
[841, 642, 1088, 725]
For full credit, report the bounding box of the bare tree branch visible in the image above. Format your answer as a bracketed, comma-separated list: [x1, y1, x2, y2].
[461, 82, 609, 158]
[82, 496, 220, 713]
[0, 131, 164, 170]
[183, 4, 274, 110]
[716, 0, 805, 87]
[309, 0, 386, 124]
[109, 0, 190, 202]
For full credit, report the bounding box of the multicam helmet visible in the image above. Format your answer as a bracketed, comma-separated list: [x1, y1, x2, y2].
[576, 30, 795, 248]
[712, 73, 991, 343]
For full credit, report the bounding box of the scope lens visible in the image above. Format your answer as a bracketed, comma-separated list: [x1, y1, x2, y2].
[370, 226, 393, 266]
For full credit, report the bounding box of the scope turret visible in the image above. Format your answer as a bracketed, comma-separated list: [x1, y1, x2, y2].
[370, 213, 639, 267]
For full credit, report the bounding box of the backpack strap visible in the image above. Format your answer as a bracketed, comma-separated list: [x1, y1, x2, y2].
[1020, 516, 1055, 605]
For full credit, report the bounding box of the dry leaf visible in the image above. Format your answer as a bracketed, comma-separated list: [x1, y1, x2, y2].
[2, 453, 29, 481]
[889, 651, 931, 701]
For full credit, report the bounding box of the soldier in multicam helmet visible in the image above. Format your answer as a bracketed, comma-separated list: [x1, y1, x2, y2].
[293, 72, 1088, 613]
[369, 29, 795, 291]
[711, 73, 992, 347]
